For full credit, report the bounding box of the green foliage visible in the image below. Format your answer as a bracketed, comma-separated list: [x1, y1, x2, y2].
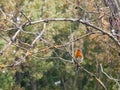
[0, 69, 14, 90]
[0, 39, 6, 49]
[0, 0, 119, 90]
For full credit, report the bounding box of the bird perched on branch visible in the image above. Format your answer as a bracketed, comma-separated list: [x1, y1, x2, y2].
[75, 48, 83, 64]
[74, 48, 84, 70]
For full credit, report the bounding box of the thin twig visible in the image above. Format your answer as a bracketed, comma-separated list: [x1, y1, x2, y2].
[20, 11, 31, 24]
[39, 32, 94, 52]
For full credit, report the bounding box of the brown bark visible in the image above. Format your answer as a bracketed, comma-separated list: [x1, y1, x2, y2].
[103, 0, 120, 40]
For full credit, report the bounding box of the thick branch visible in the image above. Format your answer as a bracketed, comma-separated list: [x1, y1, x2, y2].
[26, 18, 120, 46]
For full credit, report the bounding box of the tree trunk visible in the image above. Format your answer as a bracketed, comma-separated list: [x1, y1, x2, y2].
[103, 0, 120, 40]
[31, 79, 37, 90]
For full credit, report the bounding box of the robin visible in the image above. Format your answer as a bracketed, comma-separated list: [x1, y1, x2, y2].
[75, 48, 83, 64]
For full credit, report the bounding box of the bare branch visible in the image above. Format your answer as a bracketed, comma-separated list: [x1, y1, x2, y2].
[20, 10, 31, 24]
[32, 56, 73, 63]
[1, 18, 119, 56]
[0, 27, 22, 55]
[81, 66, 108, 90]
[30, 23, 46, 47]
[0, 34, 27, 51]
[100, 63, 120, 88]
[0, 8, 7, 19]
[39, 32, 94, 52]
[24, 18, 120, 46]
[79, 20, 120, 46]
[10, 23, 47, 66]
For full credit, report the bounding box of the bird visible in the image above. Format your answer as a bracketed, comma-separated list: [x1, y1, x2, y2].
[75, 48, 83, 64]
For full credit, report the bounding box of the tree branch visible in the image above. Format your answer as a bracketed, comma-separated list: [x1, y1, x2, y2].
[30, 23, 46, 47]
[24, 18, 120, 46]
[0, 28, 22, 55]
[81, 66, 108, 90]
[9, 23, 47, 67]
[100, 63, 120, 88]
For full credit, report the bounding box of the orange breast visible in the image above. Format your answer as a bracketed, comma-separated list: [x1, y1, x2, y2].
[75, 49, 83, 58]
